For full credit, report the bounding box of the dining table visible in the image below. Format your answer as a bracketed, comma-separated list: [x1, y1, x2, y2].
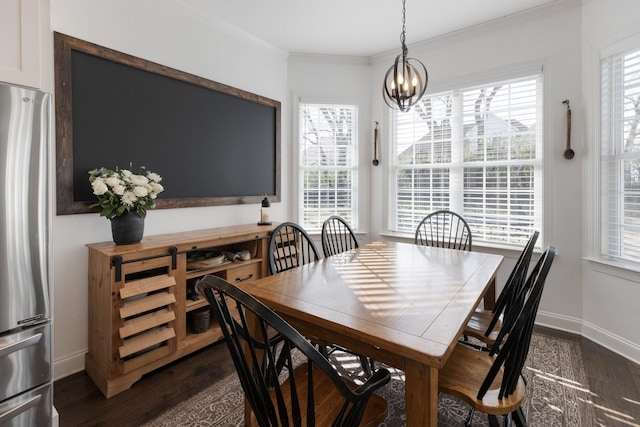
[239, 240, 503, 426]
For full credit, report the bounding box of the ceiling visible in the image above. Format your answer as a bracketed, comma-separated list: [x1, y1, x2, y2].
[182, 0, 561, 57]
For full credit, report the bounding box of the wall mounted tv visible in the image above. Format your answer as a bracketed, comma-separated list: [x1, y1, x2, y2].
[54, 32, 281, 215]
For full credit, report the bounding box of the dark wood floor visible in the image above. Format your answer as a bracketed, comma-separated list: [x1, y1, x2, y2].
[54, 328, 640, 427]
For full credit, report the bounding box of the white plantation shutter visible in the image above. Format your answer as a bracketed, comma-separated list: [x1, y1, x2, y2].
[601, 46, 640, 263]
[299, 103, 358, 231]
[390, 72, 543, 247]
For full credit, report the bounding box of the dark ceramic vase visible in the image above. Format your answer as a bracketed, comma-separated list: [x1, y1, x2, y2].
[110, 210, 145, 244]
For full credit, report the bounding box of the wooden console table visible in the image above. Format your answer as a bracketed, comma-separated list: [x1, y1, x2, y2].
[85, 223, 275, 398]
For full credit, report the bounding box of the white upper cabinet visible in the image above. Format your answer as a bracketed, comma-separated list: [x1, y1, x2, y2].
[0, 0, 41, 88]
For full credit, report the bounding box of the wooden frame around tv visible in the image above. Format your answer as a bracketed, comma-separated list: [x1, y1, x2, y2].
[54, 32, 281, 215]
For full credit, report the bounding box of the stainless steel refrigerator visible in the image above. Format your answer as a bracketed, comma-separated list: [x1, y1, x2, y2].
[0, 81, 53, 426]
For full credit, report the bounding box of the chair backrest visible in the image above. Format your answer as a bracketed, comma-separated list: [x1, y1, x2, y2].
[414, 210, 472, 250]
[197, 275, 391, 427]
[321, 216, 359, 257]
[478, 246, 556, 400]
[268, 222, 321, 275]
[484, 231, 539, 337]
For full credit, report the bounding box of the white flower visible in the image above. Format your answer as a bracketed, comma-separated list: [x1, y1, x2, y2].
[147, 172, 162, 182]
[112, 184, 125, 196]
[89, 165, 165, 219]
[150, 182, 164, 194]
[104, 176, 120, 188]
[121, 191, 137, 206]
[133, 186, 148, 198]
[92, 179, 108, 196]
[130, 174, 149, 186]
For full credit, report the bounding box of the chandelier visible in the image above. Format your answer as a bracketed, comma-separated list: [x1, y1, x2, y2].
[382, 0, 428, 112]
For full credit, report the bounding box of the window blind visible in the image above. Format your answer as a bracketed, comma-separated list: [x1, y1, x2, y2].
[299, 103, 358, 230]
[601, 47, 640, 263]
[390, 73, 543, 247]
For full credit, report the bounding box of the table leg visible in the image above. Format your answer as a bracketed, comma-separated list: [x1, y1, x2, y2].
[405, 359, 438, 426]
[483, 276, 496, 310]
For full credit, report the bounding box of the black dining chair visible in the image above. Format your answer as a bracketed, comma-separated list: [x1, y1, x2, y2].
[414, 210, 472, 250]
[197, 274, 391, 427]
[439, 246, 556, 427]
[321, 215, 359, 257]
[268, 222, 321, 275]
[463, 231, 539, 351]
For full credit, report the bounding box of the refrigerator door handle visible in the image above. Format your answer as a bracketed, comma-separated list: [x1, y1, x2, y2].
[0, 333, 42, 358]
[0, 394, 42, 424]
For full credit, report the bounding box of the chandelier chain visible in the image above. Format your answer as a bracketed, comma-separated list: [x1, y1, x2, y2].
[400, 0, 407, 55]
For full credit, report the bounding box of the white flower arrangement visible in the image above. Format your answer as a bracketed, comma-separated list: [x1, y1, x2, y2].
[88, 165, 165, 219]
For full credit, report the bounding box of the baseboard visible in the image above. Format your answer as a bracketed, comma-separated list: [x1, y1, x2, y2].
[535, 310, 583, 334]
[53, 350, 86, 381]
[536, 310, 640, 365]
[52, 406, 59, 427]
[582, 320, 640, 365]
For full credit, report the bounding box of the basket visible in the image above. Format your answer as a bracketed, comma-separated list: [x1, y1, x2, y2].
[189, 307, 211, 334]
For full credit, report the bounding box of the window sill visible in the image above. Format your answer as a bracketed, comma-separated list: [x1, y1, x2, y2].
[378, 231, 535, 260]
[584, 257, 640, 283]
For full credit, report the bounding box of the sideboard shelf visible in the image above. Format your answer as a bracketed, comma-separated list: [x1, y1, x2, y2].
[85, 223, 275, 398]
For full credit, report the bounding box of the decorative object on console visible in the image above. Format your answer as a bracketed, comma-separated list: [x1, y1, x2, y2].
[88, 165, 165, 244]
[382, 0, 428, 112]
[258, 194, 272, 225]
[223, 250, 251, 262]
[110, 210, 145, 245]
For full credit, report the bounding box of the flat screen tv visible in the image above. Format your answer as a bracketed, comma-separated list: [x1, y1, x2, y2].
[54, 32, 281, 215]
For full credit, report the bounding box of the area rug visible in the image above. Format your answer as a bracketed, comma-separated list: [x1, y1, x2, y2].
[143, 333, 594, 426]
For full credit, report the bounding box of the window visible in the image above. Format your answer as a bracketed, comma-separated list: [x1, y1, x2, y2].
[601, 45, 640, 264]
[299, 102, 358, 231]
[389, 72, 543, 247]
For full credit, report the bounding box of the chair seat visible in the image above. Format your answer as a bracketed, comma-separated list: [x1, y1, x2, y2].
[253, 363, 388, 427]
[439, 343, 526, 416]
[463, 307, 502, 346]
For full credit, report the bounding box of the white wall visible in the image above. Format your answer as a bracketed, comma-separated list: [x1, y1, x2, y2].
[581, 0, 640, 362]
[48, 0, 290, 378]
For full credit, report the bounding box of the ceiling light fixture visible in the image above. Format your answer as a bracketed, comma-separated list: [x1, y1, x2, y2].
[382, 0, 428, 112]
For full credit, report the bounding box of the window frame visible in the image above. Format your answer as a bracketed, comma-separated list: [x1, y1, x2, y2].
[296, 99, 360, 232]
[385, 69, 544, 250]
[598, 35, 640, 268]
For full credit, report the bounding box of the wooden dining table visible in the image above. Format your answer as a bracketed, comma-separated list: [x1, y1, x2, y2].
[239, 240, 503, 426]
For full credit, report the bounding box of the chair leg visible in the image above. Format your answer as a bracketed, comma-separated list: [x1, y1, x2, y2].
[487, 414, 501, 427]
[465, 408, 475, 427]
[512, 407, 527, 427]
[505, 412, 513, 427]
[358, 355, 374, 377]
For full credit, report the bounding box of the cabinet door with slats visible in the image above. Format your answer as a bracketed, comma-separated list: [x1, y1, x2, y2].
[112, 256, 177, 375]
